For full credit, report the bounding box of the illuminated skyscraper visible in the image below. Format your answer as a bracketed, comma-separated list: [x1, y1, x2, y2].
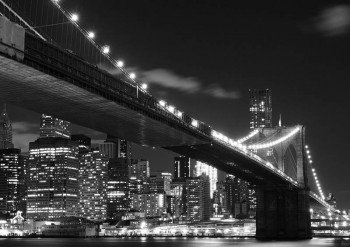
[99, 135, 132, 159]
[249, 89, 272, 129]
[194, 161, 218, 199]
[107, 157, 131, 220]
[186, 175, 211, 221]
[131, 193, 165, 217]
[174, 156, 190, 179]
[129, 159, 150, 181]
[26, 138, 79, 220]
[0, 104, 13, 149]
[225, 175, 249, 218]
[0, 148, 27, 217]
[79, 150, 108, 221]
[40, 114, 71, 139]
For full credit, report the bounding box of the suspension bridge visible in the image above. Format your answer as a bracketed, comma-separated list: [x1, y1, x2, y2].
[0, 0, 341, 239]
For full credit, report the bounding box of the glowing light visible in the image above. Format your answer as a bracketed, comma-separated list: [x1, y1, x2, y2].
[159, 100, 166, 107]
[140, 221, 146, 228]
[167, 105, 175, 113]
[141, 83, 148, 90]
[102, 46, 110, 54]
[88, 31, 95, 39]
[177, 111, 183, 118]
[129, 73, 136, 79]
[236, 129, 259, 144]
[71, 13, 79, 22]
[116, 61, 124, 68]
[191, 119, 198, 127]
[247, 127, 300, 149]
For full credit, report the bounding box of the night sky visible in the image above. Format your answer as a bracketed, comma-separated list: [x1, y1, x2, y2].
[3, 1, 350, 209]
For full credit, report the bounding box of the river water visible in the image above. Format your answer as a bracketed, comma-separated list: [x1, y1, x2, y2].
[1, 237, 350, 247]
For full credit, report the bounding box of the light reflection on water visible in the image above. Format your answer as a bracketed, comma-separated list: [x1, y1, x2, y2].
[0, 237, 349, 247]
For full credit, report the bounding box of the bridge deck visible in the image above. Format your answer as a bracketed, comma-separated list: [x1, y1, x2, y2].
[0, 53, 208, 147]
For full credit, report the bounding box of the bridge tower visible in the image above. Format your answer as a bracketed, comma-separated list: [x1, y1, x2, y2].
[253, 125, 312, 239]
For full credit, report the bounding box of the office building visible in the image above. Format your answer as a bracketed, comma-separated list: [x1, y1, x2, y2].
[79, 150, 108, 221]
[186, 175, 211, 222]
[26, 138, 79, 220]
[194, 161, 218, 198]
[0, 104, 14, 149]
[129, 159, 150, 181]
[99, 135, 131, 159]
[131, 193, 165, 217]
[174, 156, 190, 179]
[225, 175, 249, 218]
[40, 114, 71, 139]
[107, 157, 131, 220]
[0, 148, 27, 217]
[249, 89, 272, 129]
[170, 178, 187, 219]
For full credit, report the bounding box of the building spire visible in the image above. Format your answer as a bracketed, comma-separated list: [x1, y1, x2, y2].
[0, 103, 13, 149]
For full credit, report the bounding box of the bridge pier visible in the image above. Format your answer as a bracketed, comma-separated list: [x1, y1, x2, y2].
[255, 185, 312, 239]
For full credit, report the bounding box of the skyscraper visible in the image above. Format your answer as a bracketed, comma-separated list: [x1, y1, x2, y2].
[99, 135, 131, 159]
[249, 89, 272, 129]
[0, 104, 13, 149]
[40, 114, 71, 139]
[129, 159, 150, 181]
[107, 157, 131, 220]
[26, 138, 79, 220]
[225, 175, 249, 218]
[79, 150, 108, 221]
[186, 175, 211, 222]
[194, 161, 218, 199]
[0, 148, 27, 217]
[174, 156, 190, 179]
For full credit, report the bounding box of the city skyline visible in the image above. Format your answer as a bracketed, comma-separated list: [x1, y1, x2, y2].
[2, 1, 349, 210]
[1, 0, 350, 241]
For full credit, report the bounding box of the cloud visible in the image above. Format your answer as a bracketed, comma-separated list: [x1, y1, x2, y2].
[12, 121, 39, 151]
[204, 84, 241, 99]
[98, 64, 241, 100]
[314, 5, 350, 36]
[141, 69, 201, 93]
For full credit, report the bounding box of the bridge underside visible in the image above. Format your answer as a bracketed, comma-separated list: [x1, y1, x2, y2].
[0, 53, 302, 187]
[166, 143, 297, 185]
[0, 54, 207, 147]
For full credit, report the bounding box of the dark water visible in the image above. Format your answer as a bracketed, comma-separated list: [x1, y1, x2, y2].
[1, 237, 350, 247]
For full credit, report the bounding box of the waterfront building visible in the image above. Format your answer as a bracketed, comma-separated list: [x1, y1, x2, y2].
[170, 178, 187, 219]
[26, 137, 79, 220]
[130, 193, 166, 217]
[0, 148, 27, 217]
[107, 157, 131, 220]
[79, 150, 108, 221]
[225, 175, 249, 218]
[186, 175, 211, 222]
[194, 161, 218, 198]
